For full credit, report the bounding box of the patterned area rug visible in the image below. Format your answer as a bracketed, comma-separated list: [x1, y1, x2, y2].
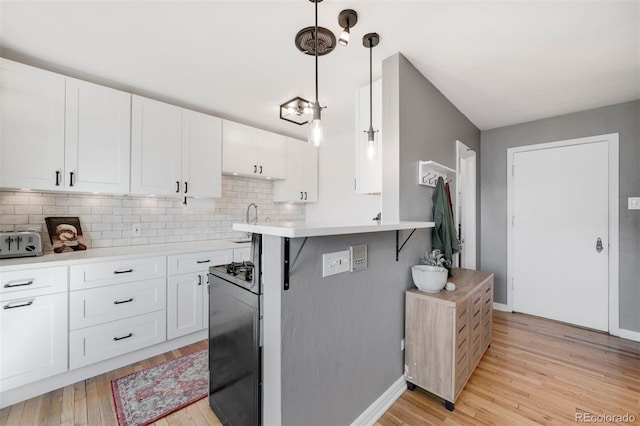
[111, 349, 208, 426]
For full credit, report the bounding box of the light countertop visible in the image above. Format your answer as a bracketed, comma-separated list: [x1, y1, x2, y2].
[0, 239, 250, 270]
[232, 221, 435, 238]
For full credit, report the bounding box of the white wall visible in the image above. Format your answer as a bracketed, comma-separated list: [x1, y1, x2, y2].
[305, 130, 381, 224]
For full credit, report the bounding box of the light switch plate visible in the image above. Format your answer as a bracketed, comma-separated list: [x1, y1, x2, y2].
[628, 197, 640, 210]
[350, 245, 367, 272]
[322, 250, 350, 277]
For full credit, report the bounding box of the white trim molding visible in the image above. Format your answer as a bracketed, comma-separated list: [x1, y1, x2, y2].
[493, 302, 511, 312]
[351, 376, 406, 426]
[506, 133, 620, 335]
[618, 328, 640, 343]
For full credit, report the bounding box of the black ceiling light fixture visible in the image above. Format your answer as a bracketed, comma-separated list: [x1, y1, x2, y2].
[279, 96, 312, 125]
[363, 32, 380, 160]
[293, 0, 333, 147]
[337, 9, 358, 46]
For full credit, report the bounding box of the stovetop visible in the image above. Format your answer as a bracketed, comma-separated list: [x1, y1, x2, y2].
[225, 261, 254, 281]
[210, 261, 260, 294]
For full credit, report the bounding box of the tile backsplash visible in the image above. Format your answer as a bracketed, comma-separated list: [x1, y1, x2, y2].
[0, 176, 304, 253]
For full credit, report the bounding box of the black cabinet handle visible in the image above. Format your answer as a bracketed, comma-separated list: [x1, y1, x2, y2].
[176, 181, 180, 193]
[184, 181, 188, 194]
[196, 259, 210, 264]
[4, 279, 34, 288]
[259, 165, 263, 174]
[113, 333, 133, 341]
[55, 170, 61, 186]
[197, 275, 203, 286]
[254, 165, 257, 173]
[304, 192, 308, 200]
[3, 300, 34, 310]
[300, 191, 303, 200]
[69, 172, 74, 187]
[113, 298, 134, 305]
[113, 269, 133, 275]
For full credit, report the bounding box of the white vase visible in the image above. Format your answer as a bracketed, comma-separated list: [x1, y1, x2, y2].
[411, 265, 448, 293]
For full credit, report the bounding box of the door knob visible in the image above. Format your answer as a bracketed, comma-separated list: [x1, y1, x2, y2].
[596, 237, 603, 253]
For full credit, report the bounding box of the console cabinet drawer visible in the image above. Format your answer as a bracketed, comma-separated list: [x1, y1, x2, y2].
[70, 277, 166, 330]
[69, 310, 166, 369]
[0, 266, 67, 299]
[70, 256, 166, 290]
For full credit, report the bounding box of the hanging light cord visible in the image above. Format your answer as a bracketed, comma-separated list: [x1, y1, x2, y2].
[369, 37, 373, 130]
[315, 0, 319, 103]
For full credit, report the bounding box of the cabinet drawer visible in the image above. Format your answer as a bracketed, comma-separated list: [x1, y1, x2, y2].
[167, 250, 232, 276]
[1, 292, 68, 391]
[69, 310, 166, 369]
[70, 256, 166, 290]
[70, 277, 166, 330]
[0, 266, 67, 300]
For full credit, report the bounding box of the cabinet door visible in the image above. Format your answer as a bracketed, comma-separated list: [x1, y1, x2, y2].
[257, 130, 286, 179]
[222, 120, 258, 176]
[274, 138, 317, 202]
[0, 58, 65, 191]
[130, 95, 182, 196]
[354, 79, 382, 194]
[182, 110, 222, 198]
[301, 141, 318, 202]
[0, 292, 68, 391]
[65, 78, 131, 194]
[167, 272, 205, 339]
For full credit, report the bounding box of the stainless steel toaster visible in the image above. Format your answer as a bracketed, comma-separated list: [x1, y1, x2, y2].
[0, 231, 43, 259]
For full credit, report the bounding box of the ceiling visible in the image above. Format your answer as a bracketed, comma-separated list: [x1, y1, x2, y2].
[1, 1, 638, 141]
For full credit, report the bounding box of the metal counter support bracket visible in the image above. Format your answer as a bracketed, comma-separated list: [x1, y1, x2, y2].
[396, 229, 417, 261]
[283, 237, 309, 291]
[284, 237, 290, 290]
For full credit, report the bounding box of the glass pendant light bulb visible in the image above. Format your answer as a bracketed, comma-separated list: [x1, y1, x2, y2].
[338, 27, 350, 46]
[366, 126, 377, 160]
[308, 101, 324, 147]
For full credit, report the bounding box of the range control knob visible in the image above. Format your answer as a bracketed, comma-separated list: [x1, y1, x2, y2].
[25, 245, 36, 252]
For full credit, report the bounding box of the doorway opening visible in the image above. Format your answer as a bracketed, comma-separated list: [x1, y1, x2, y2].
[455, 140, 477, 269]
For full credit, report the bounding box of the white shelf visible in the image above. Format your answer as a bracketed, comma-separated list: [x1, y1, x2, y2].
[418, 161, 455, 187]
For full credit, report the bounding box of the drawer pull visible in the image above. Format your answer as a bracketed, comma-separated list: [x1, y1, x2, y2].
[113, 333, 133, 341]
[196, 259, 211, 264]
[113, 269, 134, 275]
[197, 275, 203, 286]
[4, 300, 34, 310]
[114, 298, 134, 305]
[4, 279, 34, 288]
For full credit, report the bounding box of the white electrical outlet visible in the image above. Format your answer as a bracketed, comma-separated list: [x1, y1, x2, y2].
[628, 197, 640, 210]
[322, 250, 351, 277]
[132, 223, 142, 237]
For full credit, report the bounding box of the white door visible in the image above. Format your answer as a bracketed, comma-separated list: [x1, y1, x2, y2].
[511, 140, 609, 331]
[456, 140, 477, 269]
[221, 120, 258, 176]
[182, 110, 222, 198]
[167, 273, 204, 339]
[65, 78, 131, 194]
[301, 141, 318, 202]
[130, 95, 182, 196]
[257, 130, 286, 179]
[0, 58, 65, 191]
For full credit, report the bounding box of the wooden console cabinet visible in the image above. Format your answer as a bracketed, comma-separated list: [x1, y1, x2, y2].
[404, 268, 494, 411]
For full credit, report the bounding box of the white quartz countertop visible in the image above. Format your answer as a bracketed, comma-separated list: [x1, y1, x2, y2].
[0, 239, 250, 270]
[232, 221, 435, 238]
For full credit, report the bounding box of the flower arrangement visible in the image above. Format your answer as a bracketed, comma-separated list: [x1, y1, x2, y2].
[421, 249, 452, 269]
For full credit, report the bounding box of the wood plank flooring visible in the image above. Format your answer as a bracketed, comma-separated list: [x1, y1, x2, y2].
[1, 311, 638, 425]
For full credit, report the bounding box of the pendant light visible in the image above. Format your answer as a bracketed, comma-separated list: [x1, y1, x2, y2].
[363, 32, 380, 160]
[337, 9, 358, 46]
[308, 0, 325, 147]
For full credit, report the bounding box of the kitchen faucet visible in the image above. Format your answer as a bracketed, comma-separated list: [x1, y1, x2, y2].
[246, 203, 258, 225]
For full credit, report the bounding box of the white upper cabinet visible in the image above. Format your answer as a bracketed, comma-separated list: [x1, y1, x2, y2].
[0, 59, 132, 194]
[131, 95, 222, 198]
[182, 110, 222, 198]
[274, 138, 318, 203]
[222, 120, 286, 179]
[0, 58, 65, 191]
[131, 95, 182, 196]
[65, 78, 131, 193]
[355, 79, 382, 194]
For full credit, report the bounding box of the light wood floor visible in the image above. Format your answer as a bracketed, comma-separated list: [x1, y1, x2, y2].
[1, 311, 638, 425]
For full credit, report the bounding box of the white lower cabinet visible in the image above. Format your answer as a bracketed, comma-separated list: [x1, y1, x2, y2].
[167, 249, 233, 338]
[0, 267, 68, 391]
[69, 311, 166, 369]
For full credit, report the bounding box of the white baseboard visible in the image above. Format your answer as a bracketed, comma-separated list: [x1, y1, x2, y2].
[351, 376, 406, 426]
[618, 328, 640, 342]
[493, 302, 511, 312]
[0, 330, 206, 409]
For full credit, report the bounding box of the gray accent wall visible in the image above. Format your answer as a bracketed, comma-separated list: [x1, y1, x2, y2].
[480, 100, 640, 332]
[279, 230, 428, 426]
[382, 53, 481, 263]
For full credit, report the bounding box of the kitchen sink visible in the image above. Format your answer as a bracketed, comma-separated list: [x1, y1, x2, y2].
[230, 239, 252, 244]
